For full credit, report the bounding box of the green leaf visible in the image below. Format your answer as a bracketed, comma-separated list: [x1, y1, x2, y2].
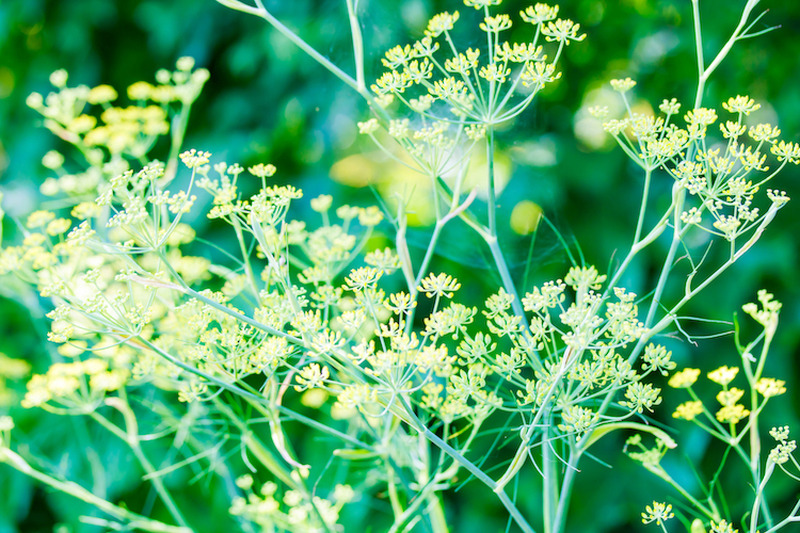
[582, 422, 677, 451]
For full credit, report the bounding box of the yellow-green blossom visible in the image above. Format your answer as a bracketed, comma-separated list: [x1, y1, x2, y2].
[673, 401, 703, 421]
[707, 366, 739, 386]
[668, 368, 700, 388]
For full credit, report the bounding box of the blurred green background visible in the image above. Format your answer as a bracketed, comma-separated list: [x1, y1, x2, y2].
[1, 0, 798, 531]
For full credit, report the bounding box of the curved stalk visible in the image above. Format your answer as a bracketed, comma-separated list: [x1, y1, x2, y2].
[0, 447, 190, 533]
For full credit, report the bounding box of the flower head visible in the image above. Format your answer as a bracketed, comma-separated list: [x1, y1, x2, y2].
[610, 78, 636, 94]
[707, 366, 738, 386]
[673, 401, 703, 421]
[641, 501, 674, 526]
[668, 368, 700, 388]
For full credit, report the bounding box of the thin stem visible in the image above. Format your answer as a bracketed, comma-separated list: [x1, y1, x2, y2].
[551, 449, 580, 533]
[641, 202, 781, 347]
[486, 235, 529, 330]
[651, 464, 719, 520]
[346, 0, 366, 93]
[217, 0, 363, 95]
[131, 334, 374, 451]
[692, 0, 761, 108]
[213, 398, 335, 533]
[0, 448, 190, 533]
[643, 189, 684, 331]
[395, 396, 536, 533]
[101, 396, 189, 528]
[633, 168, 652, 245]
[749, 462, 775, 533]
[763, 498, 800, 533]
[542, 425, 557, 533]
[690, 0, 705, 108]
[232, 217, 261, 303]
[486, 126, 497, 234]
[163, 103, 193, 185]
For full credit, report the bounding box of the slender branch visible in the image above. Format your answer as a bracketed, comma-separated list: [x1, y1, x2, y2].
[216, 0, 363, 95]
[0, 448, 190, 533]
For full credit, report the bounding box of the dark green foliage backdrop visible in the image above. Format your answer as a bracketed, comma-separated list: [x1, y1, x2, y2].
[0, 1, 798, 531]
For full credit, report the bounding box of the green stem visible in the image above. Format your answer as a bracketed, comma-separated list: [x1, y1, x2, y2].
[395, 396, 536, 533]
[551, 449, 580, 533]
[633, 168, 652, 245]
[749, 462, 775, 533]
[163, 103, 193, 185]
[690, 0, 705, 108]
[131, 334, 373, 450]
[692, 0, 761, 108]
[643, 196, 683, 332]
[486, 235, 529, 330]
[636, 202, 781, 355]
[0, 447, 190, 533]
[102, 396, 189, 528]
[426, 492, 449, 533]
[232, 217, 261, 303]
[543, 425, 557, 533]
[213, 398, 335, 533]
[217, 0, 363, 96]
[648, 464, 719, 521]
[486, 126, 497, 234]
[763, 499, 800, 533]
[345, 0, 366, 93]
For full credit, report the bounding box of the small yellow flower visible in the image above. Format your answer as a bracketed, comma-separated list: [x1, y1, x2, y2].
[710, 519, 739, 533]
[49, 69, 68, 88]
[88, 84, 118, 104]
[480, 14, 512, 33]
[707, 366, 739, 386]
[520, 4, 559, 24]
[673, 401, 703, 421]
[685, 107, 718, 126]
[641, 501, 674, 525]
[716, 404, 749, 425]
[770, 426, 790, 442]
[610, 77, 636, 93]
[176, 56, 196, 71]
[357, 118, 379, 135]
[755, 378, 786, 398]
[716, 387, 744, 406]
[248, 163, 277, 178]
[668, 368, 700, 388]
[310, 194, 333, 213]
[659, 98, 681, 115]
[26, 210, 56, 229]
[127, 81, 153, 100]
[464, 0, 502, 10]
[358, 206, 384, 227]
[179, 149, 211, 169]
[235, 474, 254, 491]
[426, 11, 459, 37]
[542, 18, 586, 44]
[419, 273, 461, 299]
[26, 92, 44, 109]
[768, 440, 796, 465]
[294, 363, 330, 391]
[68, 115, 97, 134]
[722, 95, 760, 116]
[0, 415, 14, 432]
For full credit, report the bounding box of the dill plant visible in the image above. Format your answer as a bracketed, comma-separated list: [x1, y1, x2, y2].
[0, 1, 798, 532]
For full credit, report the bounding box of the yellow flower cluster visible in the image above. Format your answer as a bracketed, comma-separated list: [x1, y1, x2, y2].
[27, 58, 209, 197]
[361, 2, 582, 178]
[603, 89, 796, 243]
[22, 358, 129, 410]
